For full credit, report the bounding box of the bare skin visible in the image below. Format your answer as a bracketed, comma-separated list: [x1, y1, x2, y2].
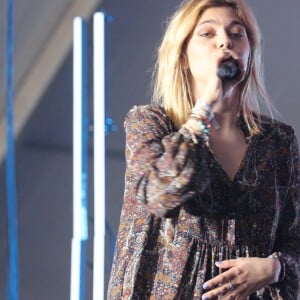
[182, 6, 281, 299]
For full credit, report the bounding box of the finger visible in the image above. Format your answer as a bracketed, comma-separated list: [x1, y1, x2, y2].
[216, 258, 241, 269]
[221, 282, 249, 300]
[222, 290, 240, 300]
[202, 281, 236, 300]
[225, 289, 250, 300]
[203, 268, 233, 290]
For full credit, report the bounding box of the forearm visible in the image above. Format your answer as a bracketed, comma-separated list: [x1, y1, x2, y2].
[132, 130, 209, 217]
[125, 105, 214, 217]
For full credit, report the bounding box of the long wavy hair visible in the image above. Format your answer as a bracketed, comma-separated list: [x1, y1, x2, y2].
[152, 0, 274, 134]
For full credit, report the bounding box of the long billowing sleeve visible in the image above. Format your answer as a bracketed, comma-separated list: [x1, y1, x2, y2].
[124, 105, 209, 217]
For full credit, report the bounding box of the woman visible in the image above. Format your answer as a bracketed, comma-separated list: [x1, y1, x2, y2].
[108, 0, 300, 299]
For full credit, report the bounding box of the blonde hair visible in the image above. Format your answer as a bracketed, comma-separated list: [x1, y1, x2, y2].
[152, 0, 274, 134]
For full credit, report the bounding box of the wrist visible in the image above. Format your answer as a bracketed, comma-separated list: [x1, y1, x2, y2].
[196, 95, 217, 107]
[183, 118, 210, 142]
[193, 98, 214, 119]
[192, 99, 219, 130]
[268, 252, 285, 284]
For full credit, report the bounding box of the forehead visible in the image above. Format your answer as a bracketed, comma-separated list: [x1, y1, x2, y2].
[197, 6, 243, 27]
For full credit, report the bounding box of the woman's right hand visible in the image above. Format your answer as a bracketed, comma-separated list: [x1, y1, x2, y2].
[198, 54, 225, 107]
[195, 52, 243, 109]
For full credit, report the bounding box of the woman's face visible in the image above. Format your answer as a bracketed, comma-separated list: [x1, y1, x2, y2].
[186, 6, 250, 87]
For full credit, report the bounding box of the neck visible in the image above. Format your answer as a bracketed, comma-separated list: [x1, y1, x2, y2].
[213, 96, 240, 131]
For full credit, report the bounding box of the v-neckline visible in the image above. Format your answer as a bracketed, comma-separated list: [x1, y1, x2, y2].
[205, 118, 258, 184]
[205, 139, 250, 184]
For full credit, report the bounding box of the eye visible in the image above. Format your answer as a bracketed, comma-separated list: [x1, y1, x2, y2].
[229, 25, 247, 39]
[230, 32, 244, 39]
[200, 32, 211, 37]
[199, 32, 214, 38]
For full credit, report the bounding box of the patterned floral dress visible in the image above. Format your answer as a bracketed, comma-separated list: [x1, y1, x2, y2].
[108, 104, 300, 299]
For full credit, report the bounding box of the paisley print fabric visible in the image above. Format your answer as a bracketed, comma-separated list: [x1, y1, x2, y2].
[107, 105, 300, 299]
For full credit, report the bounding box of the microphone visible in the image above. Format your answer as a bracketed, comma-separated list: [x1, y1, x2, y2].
[217, 59, 240, 81]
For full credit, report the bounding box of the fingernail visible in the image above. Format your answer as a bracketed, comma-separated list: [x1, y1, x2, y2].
[202, 296, 210, 300]
[215, 261, 222, 266]
[203, 283, 209, 290]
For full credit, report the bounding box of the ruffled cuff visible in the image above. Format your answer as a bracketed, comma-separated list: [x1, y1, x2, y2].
[269, 252, 299, 299]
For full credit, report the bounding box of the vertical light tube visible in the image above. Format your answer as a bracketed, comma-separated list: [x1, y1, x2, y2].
[71, 17, 82, 300]
[93, 12, 106, 300]
[5, 0, 19, 299]
[71, 17, 88, 300]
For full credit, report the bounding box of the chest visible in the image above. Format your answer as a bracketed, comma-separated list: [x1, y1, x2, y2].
[208, 130, 248, 181]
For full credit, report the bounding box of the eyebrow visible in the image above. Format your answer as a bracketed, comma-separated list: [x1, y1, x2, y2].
[197, 19, 245, 28]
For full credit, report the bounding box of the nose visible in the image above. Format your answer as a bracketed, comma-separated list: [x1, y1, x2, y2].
[217, 32, 232, 49]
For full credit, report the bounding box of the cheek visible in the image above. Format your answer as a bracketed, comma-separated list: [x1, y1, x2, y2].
[186, 39, 208, 64]
[186, 46, 210, 75]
